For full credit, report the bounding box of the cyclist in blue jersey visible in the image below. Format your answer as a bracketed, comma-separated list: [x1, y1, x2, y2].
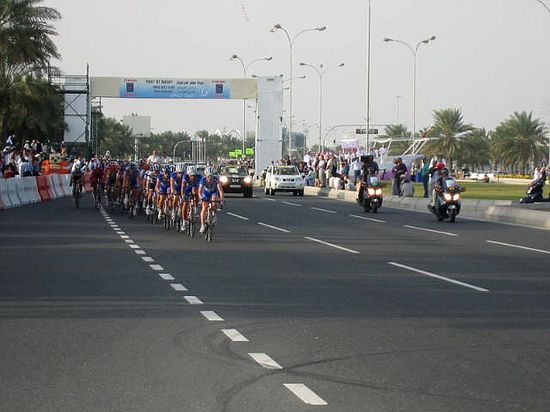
[181, 165, 201, 231]
[199, 166, 224, 233]
[170, 164, 184, 219]
[156, 166, 172, 219]
[124, 163, 141, 215]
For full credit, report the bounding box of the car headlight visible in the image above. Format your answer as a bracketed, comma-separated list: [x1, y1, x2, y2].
[220, 176, 229, 184]
[452, 193, 460, 201]
[375, 188, 382, 195]
[367, 188, 375, 196]
[444, 193, 452, 201]
[244, 176, 252, 184]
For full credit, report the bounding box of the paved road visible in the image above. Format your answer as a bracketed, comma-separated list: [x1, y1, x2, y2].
[1, 190, 550, 411]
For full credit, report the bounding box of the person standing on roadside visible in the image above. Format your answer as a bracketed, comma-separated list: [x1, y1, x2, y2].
[421, 157, 431, 198]
[392, 157, 407, 196]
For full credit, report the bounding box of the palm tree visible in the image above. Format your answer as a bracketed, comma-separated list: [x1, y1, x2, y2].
[425, 108, 473, 170]
[0, 0, 61, 139]
[455, 128, 490, 171]
[491, 111, 547, 174]
[383, 124, 410, 155]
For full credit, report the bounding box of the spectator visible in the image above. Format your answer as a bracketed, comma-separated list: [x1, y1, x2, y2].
[420, 157, 431, 198]
[392, 157, 407, 196]
[350, 157, 362, 184]
[4, 163, 16, 178]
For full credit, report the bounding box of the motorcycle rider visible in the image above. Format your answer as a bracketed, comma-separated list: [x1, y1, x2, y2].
[431, 167, 461, 211]
[357, 154, 379, 203]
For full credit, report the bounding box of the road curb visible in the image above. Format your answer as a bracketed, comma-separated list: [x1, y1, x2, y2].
[304, 187, 550, 229]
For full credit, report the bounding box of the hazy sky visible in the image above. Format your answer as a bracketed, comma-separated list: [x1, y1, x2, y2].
[45, 0, 550, 142]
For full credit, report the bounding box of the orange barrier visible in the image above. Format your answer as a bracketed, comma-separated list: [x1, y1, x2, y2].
[41, 160, 70, 175]
[36, 176, 53, 201]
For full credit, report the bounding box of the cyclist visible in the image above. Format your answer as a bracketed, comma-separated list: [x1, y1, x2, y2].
[144, 164, 160, 215]
[198, 166, 224, 233]
[104, 161, 119, 203]
[156, 165, 172, 219]
[170, 164, 184, 220]
[181, 165, 201, 232]
[115, 163, 126, 205]
[124, 163, 141, 215]
[69, 163, 84, 195]
[89, 159, 104, 204]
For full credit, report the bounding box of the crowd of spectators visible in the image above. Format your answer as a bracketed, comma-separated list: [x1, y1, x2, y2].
[1, 134, 70, 179]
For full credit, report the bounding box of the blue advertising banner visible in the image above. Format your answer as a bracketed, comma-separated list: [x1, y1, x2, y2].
[119, 78, 231, 99]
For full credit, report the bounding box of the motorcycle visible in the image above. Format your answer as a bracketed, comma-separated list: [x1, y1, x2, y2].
[429, 177, 463, 222]
[359, 176, 383, 213]
[520, 175, 546, 204]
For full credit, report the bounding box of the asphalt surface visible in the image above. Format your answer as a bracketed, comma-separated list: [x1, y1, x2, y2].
[1, 189, 550, 412]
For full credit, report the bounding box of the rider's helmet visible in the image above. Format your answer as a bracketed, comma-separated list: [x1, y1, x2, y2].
[163, 165, 171, 175]
[175, 164, 184, 173]
[204, 166, 216, 177]
[153, 163, 161, 173]
[187, 165, 198, 176]
[440, 167, 449, 177]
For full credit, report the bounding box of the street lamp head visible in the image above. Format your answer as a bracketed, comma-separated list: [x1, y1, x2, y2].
[383, 37, 393, 42]
[429, 35, 436, 41]
[299, 62, 307, 66]
[265, 56, 273, 61]
[338, 62, 345, 67]
[317, 26, 327, 31]
[272, 23, 283, 30]
[230, 54, 239, 60]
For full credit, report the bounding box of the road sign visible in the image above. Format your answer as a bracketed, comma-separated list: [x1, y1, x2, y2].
[235, 149, 243, 155]
[229, 151, 237, 158]
[355, 128, 379, 135]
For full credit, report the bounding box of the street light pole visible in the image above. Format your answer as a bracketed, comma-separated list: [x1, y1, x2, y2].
[271, 23, 326, 160]
[299, 62, 345, 153]
[230, 54, 273, 156]
[366, 0, 372, 153]
[383, 35, 436, 141]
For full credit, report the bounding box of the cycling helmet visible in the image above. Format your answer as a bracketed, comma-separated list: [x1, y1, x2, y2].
[153, 164, 161, 172]
[175, 164, 184, 173]
[204, 166, 216, 177]
[441, 168, 449, 176]
[187, 166, 197, 176]
[163, 165, 171, 174]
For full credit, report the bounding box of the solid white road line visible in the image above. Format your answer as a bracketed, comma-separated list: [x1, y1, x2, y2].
[282, 201, 301, 207]
[304, 237, 360, 255]
[310, 207, 336, 214]
[142, 257, 154, 262]
[404, 225, 458, 237]
[134, 250, 146, 255]
[257, 222, 290, 233]
[128, 244, 140, 249]
[184, 296, 203, 305]
[221, 329, 249, 342]
[349, 214, 386, 223]
[159, 273, 175, 280]
[248, 353, 283, 369]
[170, 283, 188, 291]
[226, 212, 250, 221]
[150, 264, 164, 271]
[201, 311, 224, 321]
[486, 240, 550, 255]
[284, 384, 328, 406]
[124, 239, 135, 244]
[388, 262, 489, 293]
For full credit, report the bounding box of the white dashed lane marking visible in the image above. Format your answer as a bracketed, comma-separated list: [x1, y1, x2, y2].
[134, 250, 146, 255]
[150, 264, 164, 271]
[284, 384, 328, 406]
[201, 311, 224, 321]
[142, 257, 154, 262]
[124, 239, 135, 244]
[257, 222, 290, 233]
[159, 273, 175, 280]
[221, 329, 249, 342]
[184, 296, 203, 305]
[282, 201, 301, 207]
[248, 353, 283, 369]
[304, 237, 360, 255]
[388, 262, 489, 293]
[486, 240, 550, 255]
[404, 225, 458, 237]
[120, 235, 130, 239]
[349, 214, 386, 223]
[310, 207, 336, 214]
[226, 212, 250, 221]
[128, 244, 140, 249]
[170, 283, 188, 291]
